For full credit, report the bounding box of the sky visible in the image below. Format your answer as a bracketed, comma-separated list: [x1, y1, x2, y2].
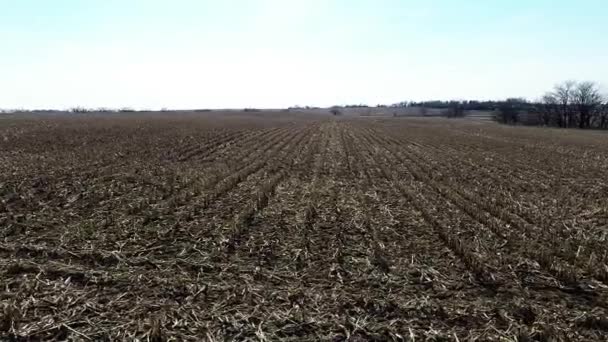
[1, 0, 607, 109]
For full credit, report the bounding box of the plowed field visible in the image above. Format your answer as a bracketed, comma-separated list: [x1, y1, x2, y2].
[2, 112, 608, 340]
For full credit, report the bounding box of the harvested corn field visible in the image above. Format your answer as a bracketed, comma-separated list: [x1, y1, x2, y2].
[1, 112, 608, 341]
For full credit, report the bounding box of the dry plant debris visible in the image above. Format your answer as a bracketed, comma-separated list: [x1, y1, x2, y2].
[1, 111, 608, 341]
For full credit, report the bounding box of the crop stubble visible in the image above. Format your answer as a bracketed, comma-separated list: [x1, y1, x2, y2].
[1, 112, 608, 340]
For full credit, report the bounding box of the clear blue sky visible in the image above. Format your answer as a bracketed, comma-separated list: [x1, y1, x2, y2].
[2, 0, 607, 109]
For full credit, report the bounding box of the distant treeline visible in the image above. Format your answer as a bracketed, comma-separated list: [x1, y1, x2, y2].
[391, 100, 501, 110]
[390, 81, 608, 129]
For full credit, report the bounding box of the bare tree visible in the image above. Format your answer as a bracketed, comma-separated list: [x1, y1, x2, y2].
[537, 81, 606, 129]
[540, 93, 559, 126]
[496, 98, 526, 124]
[551, 80, 577, 127]
[595, 98, 608, 129]
[574, 81, 603, 128]
[71, 107, 90, 113]
[446, 101, 465, 118]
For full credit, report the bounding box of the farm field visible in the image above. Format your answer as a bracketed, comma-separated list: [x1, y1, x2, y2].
[1, 112, 608, 341]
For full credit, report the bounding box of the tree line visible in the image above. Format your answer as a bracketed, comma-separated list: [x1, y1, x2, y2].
[392, 81, 607, 129]
[537, 81, 607, 129]
[494, 81, 607, 129]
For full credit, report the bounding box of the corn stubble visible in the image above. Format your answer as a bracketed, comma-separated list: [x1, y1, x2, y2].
[1, 112, 608, 341]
